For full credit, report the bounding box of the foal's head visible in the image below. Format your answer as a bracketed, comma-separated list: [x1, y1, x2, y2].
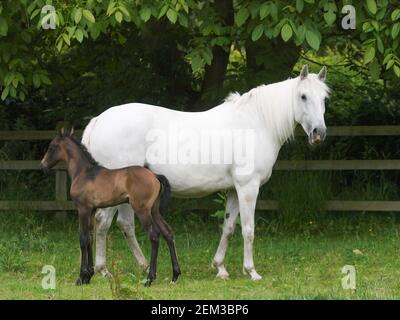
[40, 127, 75, 174]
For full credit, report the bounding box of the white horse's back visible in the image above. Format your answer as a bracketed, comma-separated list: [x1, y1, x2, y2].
[82, 102, 241, 197]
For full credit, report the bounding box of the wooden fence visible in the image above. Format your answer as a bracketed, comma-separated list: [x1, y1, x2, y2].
[1, 126, 400, 212]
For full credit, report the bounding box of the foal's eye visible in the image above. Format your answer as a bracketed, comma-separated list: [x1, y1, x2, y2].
[301, 94, 307, 101]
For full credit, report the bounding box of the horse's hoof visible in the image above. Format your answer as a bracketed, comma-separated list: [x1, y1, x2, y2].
[144, 279, 152, 287]
[102, 270, 113, 279]
[243, 267, 262, 281]
[96, 266, 113, 279]
[216, 270, 230, 280]
[249, 271, 262, 281]
[251, 274, 262, 281]
[215, 264, 230, 280]
[140, 262, 150, 273]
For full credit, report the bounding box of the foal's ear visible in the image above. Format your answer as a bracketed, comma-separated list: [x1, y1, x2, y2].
[300, 64, 309, 80]
[69, 127, 75, 136]
[318, 66, 327, 82]
[60, 127, 65, 136]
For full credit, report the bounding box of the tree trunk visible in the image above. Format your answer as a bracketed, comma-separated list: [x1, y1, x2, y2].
[192, 0, 234, 111]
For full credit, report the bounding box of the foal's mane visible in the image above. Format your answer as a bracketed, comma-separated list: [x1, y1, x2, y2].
[66, 135, 99, 166]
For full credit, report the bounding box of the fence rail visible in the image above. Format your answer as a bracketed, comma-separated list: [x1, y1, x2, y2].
[2, 126, 400, 140]
[1, 127, 399, 213]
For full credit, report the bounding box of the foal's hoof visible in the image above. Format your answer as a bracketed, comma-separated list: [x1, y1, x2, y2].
[144, 279, 153, 287]
[88, 268, 95, 278]
[76, 277, 90, 286]
[172, 271, 181, 283]
[75, 274, 91, 286]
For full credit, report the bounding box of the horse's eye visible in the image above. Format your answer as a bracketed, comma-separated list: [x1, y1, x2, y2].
[301, 94, 307, 101]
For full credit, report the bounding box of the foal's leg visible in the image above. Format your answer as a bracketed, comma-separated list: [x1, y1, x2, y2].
[212, 189, 240, 280]
[87, 215, 95, 277]
[76, 207, 94, 285]
[235, 179, 262, 281]
[94, 207, 117, 278]
[146, 224, 160, 287]
[153, 212, 181, 283]
[116, 204, 148, 271]
[131, 204, 157, 286]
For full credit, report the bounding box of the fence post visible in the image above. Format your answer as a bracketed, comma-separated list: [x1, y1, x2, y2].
[55, 170, 68, 219]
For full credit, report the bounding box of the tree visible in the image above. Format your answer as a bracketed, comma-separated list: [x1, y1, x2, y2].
[0, 0, 399, 108]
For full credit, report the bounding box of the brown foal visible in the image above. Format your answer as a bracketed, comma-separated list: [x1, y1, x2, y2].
[40, 128, 181, 286]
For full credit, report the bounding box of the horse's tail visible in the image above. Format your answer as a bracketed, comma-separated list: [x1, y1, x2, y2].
[81, 117, 98, 149]
[156, 174, 171, 216]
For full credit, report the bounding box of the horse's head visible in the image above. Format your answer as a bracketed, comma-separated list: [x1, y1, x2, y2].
[40, 127, 74, 174]
[294, 65, 329, 145]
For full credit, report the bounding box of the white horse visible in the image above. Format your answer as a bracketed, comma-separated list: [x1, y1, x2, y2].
[82, 65, 329, 280]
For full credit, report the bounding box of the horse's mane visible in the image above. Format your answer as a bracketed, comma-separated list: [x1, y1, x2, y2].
[68, 135, 99, 166]
[223, 75, 329, 144]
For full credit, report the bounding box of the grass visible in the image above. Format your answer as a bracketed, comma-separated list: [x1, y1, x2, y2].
[1, 171, 400, 300]
[1, 209, 400, 300]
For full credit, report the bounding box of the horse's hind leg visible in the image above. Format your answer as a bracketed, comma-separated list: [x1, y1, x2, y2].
[131, 204, 158, 287]
[152, 211, 181, 283]
[116, 204, 148, 271]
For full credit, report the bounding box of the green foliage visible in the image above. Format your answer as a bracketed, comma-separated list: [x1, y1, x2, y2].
[0, 0, 400, 102]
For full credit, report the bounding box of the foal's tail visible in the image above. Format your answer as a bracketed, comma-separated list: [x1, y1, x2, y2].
[156, 174, 171, 216]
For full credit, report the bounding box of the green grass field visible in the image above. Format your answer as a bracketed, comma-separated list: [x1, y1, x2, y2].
[1, 209, 400, 300]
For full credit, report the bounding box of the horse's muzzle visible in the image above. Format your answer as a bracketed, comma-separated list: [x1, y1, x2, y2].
[309, 127, 326, 145]
[39, 163, 50, 175]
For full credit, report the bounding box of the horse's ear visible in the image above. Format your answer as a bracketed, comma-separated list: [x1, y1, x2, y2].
[70, 127, 75, 136]
[60, 127, 65, 136]
[300, 65, 309, 80]
[318, 66, 327, 82]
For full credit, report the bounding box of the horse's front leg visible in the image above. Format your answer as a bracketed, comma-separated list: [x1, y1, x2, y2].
[76, 206, 94, 285]
[235, 179, 262, 281]
[94, 207, 117, 278]
[212, 189, 240, 280]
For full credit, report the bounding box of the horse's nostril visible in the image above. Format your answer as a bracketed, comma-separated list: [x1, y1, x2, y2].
[312, 128, 318, 134]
